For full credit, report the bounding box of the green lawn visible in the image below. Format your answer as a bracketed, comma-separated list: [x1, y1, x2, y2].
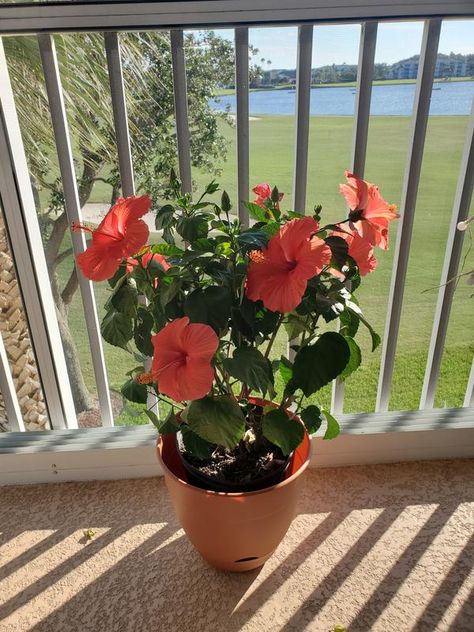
[57, 114, 473, 423]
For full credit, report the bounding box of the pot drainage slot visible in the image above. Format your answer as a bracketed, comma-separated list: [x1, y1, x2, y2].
[234, 556, 260, 563]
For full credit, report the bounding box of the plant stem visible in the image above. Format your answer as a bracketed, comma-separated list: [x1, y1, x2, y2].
[264, 314, 284, 358]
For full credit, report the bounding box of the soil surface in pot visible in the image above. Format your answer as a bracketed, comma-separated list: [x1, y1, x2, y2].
[178, 405, 290, 492]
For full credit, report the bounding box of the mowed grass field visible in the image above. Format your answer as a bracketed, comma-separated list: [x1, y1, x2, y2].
[59, 114, 474, 423]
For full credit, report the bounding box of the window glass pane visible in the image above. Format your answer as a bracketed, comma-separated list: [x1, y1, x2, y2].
[0, 200, 50, 431]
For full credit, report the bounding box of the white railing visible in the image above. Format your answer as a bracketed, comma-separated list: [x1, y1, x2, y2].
[0, 1, 473, 434]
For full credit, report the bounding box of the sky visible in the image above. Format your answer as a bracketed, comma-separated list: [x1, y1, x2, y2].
[213, 20, 474, 69]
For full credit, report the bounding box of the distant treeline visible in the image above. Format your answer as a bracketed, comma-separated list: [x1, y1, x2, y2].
[242, 53, 474, 88]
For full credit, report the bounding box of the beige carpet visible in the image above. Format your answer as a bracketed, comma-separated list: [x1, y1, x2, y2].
[1, 459, 473, 632]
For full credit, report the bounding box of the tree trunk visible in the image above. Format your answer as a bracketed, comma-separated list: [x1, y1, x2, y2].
[45, 159, 102, 414]
[56, 302, 93, 412]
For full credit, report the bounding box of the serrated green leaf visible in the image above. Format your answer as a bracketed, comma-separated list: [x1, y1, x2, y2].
[184, 286, 231, 332]
[101, 310, 133, 349]
[180, 425, 215, 459]
[186, 396, 245, 449]
[134, 307, 154, 356]
[155, 204, 175, 230]
[121, 379, 148, 404]
[243, 201, 271, 222]
[340, 336, 362, 380]
[177, 215, 209, 242]
[322, 409, 340, 440]
[301, 405, 323, 434]
[347, 302, 380, 351]
[262, 408, 304, 456]
[146, 408, 179, 435]
[292, 332, 350, 396]
[151, 243, 184, 256]
[223, 347, 274, 394]
[325, 235, 349, 269]
[237, 229, 268, 251]
[261, 221, 281, 238]
[278, 356, 293, 386]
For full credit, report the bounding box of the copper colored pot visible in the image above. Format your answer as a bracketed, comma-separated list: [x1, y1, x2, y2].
[156, 424, 311, 572]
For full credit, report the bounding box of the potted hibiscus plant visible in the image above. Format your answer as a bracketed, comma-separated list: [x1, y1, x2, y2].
[74, 170, 398, 571]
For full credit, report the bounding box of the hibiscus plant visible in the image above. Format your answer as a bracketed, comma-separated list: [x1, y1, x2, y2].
[75, 170, 398, 460]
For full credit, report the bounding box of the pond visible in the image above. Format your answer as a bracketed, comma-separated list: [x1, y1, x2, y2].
[211, 81, 474, 116]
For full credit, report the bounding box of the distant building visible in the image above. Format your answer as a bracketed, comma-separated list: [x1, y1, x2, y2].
[388, 54, 468, 80]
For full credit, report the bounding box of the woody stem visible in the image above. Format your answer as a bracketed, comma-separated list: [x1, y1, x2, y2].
[264, 314, 284, 359]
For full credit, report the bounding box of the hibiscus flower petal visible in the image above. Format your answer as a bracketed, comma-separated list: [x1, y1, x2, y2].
[294, 238, 332, 280]
[340, 171, 369, 210]
[181, 322, 219, 360]
[275, 216, 320, 263]
[246, 261, 307, 313]
[364, 185, 399, 222]
[179, 359, 215, 400]
[120, 219, 149, 258]
[76, 245, 120, 281]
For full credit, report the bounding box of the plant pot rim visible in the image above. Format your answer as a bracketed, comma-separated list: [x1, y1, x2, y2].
[156, 429, 311, 498]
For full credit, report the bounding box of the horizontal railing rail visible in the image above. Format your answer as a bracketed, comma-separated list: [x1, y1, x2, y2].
[0, 2, 473, 434]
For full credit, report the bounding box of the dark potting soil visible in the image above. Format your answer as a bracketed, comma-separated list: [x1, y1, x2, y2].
[180, 435, 289, 489]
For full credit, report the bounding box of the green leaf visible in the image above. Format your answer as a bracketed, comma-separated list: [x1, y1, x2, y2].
[151, 243, 184, 256]
[325, 235, 349, 269]
[301, 405, 323, 434]
[278, 356, 293, 387]
[121, 379, 148, 404]
[184, 286, 231, 332]
[109, 282, 137, 318]
[322, 409, 340, 440]
[155, 204, 175, 230]
[134, 307, 154, 356]
[237, 229, 268, 251]
[186, 396, 245, 449]
[159, 278, 181, 309]
[261, 221, 281, 238]
[101, 310, 133, 349]
[292, 332, 350, 396]
[146, 408, 179, 435]
[243, 201, 270, 222]
[340, 308, 360, 337]
[347, 302, 380, 351]
[180, 424, 215, 459]
[262, 408, 304, 456]
[284, 313, 310, 340]
[177, 215, 209, 242]
[223, 347, 274, 394]
[107, 263, 127, 289]
[340, 336, 362, 380]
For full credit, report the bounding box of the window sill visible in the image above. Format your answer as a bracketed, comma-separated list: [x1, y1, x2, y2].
[1, 407, 473, 485]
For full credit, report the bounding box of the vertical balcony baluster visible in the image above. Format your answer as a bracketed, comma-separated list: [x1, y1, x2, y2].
[420, 99, 474, 409]
[104, 31, 135, 197]
[235, 27, 250, 227]
[170, 29, 192, 195]
[331, 21, 378, 416]
[293, 24, 313, 213]
[38, 33, 114, 427]
[376, 18, 442, 413]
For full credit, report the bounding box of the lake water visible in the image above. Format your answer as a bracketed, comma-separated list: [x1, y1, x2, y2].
[211, 81, 474, 116]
